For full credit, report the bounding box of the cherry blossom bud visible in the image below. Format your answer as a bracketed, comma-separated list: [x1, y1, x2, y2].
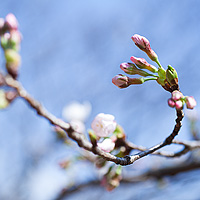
[0, 90, 9, 109]
[112, 74, 130, 88]
[186, 96, 197, 109]
[97, 138, 115, 152]
[5, 13, 18, 31]
[130, 56, 157, 73]
[168, 98, 175, 108]
[1, 31, 21, 51]
[5, 49, 21, 78]
[175, 100, 183, 110]
[5, 90, 18, 103]
[171, 90, 183, 101]
[101, 166, 122, 191]
[91, 113, 117, 137]
[131, 34, 150, 51]
[1, 33, 10, 50]
[131, 34, 158, 62]
[113, 125, 126, 140]
[166, 65, 178, 86]
[120, 62, 153, 77]
[88, 130, 97, 146]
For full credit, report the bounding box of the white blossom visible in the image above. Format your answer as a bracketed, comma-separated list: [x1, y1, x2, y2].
[91, 113, 117, 137]
[97, 138, 115, 152]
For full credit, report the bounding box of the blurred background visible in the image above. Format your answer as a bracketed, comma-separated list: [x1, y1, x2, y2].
[0, 0, 200, 199]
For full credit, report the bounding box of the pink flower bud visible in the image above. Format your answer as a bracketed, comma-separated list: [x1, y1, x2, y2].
[186, 96, 197, 109]
[131, 34, 150, 51]
[112, 74, 130, 88]
[171, 90, 183, 101]
[5, 90, 18, 103]
[175, 100, 183, 110]
[120, 63, 134, 74]
[91, 113, 117, 137]
[130, 56, 157, 73]
[1, 31, 21, 51]
[120, 62, 151, 77]
[97, 138, 115, 152]
[5, 13, 18, 31]
[168, 98, 175, 108]
[131, 34, 158, 62]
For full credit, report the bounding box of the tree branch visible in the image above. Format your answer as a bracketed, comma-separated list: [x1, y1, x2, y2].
[55, 159, 200, 200]
[2, 73, 198, 166]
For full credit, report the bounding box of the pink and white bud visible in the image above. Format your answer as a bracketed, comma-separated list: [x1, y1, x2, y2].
[175, 100, 183, 110]
[130, 56, 157, 73]
[131, 34, 150, 51]
[186, 96, 197, 109]
[120, 63, 133, 74]
[168, 98, 175, 108]
[112, 74, 130, 88]
[120, 62, 152, 77]
[171, 90, 183, 101]
[131, 34, 158, 62]
[5, 13, 18, 30]
[97, 138, 115, 152]
[91, 113, 117, 137]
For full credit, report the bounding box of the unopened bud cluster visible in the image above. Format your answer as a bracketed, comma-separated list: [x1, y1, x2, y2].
[112, 34, 180, 92]
[168, 90, 196, 110]
[0, 13, 21, 79]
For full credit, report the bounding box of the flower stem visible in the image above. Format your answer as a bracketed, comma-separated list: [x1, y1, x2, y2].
[155, 58, 164, 69]
[144, 77, 157, 82]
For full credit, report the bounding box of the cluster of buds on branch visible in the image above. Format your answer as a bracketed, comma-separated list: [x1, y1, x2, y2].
[88, 113, 128, 190]
[112, 34, 178, 91]
[0, 13, 21, 79]
[89, 113, 123, 153]
[168, 90, 197, 110]
[112, 34, 196, 110]
[0, 14, 21, 109]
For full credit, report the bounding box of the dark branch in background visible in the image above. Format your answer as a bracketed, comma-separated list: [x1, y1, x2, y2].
[2, 73, 199, 165]
[55, 159, 200, 200]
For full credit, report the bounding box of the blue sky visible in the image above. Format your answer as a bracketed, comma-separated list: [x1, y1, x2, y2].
[0, 1, 200, 199]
